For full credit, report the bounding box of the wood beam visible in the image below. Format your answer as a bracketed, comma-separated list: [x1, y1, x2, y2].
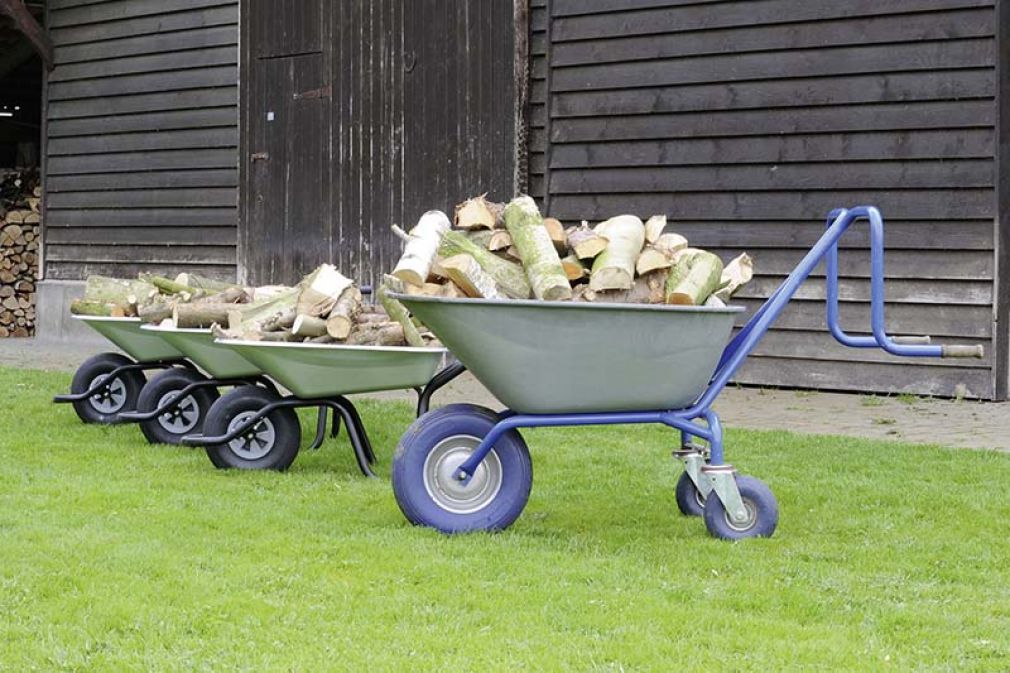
[0, 0, 53, 71]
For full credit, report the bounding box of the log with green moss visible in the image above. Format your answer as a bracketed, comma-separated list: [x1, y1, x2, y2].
[664, 249, 724, 305]
[503, 195, 572, 301]
[438, 229, 531, 299]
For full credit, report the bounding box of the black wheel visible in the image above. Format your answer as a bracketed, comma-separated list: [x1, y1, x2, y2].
[674, 471, 706, 517]
[136, 368, 219, 445]
[202, 386, 300, 470]
[69, 352, 146, 424]
[392, 404, 532, 534]
[703, 475, 778, 540]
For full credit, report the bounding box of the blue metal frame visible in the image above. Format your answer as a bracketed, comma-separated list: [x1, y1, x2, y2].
[452, 206, 960, 482]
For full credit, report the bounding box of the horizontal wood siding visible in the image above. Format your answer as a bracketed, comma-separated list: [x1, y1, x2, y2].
[535, 0, 999, 397]
[43, 0, 239, 280]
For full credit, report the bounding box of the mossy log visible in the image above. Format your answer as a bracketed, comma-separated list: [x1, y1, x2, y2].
[665, 249, 724, 305]
[438, 229, 531, 299]
[503, 195, 572, 301]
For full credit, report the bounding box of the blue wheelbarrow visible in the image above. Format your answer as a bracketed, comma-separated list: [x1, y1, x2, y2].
[389, 206, 985, 540]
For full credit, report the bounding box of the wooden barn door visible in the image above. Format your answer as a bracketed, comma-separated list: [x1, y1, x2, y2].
[241, 0, 515, 286]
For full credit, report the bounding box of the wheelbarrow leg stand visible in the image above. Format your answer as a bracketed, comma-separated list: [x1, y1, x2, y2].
[330, 397, 375, 477]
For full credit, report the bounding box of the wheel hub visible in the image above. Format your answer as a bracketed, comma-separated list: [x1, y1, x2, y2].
[226, 411, 275, 460]
[88, 374, 127, 414]
[156, 391, 200, 434]
[423, 435, 502, 514]
[723, 498, 758, 532]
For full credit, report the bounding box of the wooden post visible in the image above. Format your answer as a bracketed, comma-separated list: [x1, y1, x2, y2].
[0, 0, 54, 71]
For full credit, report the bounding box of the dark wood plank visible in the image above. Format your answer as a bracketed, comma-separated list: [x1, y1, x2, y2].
[995, 0, 1010, 399]
[47, 262, 237, 281]
[548, 189, 994, 222]
[551, 0, 992, 41]
[551, 39, 994, 92]
[47, 148, 238, 175]
[552, 8, 995, 66]
[47, 187, 237, 209]
[551, 101, 995, 143]
[49, 5, 237, 45]
[48, 65, 236, 100]
[249, 0, 322, 58]
[45, 225, 237, 246]
[48, 128, 237, 156]
[549, 160, 994, 194]
[749, 330, 992, 368]
[734, 356, 993, 398]
[47, 244, 236, 265]
[54, 24, 237, 64]
[47, 167, 237, 193]
[47, 87, 237, 119]
[49, 45, 236, 82]
[737, 276, 993, 305]
[44, 207, 236, 227]
[48, 107, 236, 137]
[551, 71, 994, 118]
[549, 129, 995, 168]
[48, 0, 234, 28]
[704, 248, 994, 280]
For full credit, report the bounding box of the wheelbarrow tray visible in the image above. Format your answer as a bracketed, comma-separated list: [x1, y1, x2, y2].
[395, 295, 745, 414]
[74, 315, 184, 363]
[140, 325, 263, 379]
[215, 339, 447, 399]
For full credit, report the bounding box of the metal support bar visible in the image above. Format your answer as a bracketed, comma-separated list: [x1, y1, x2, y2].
[416, 361, 467, 416]
[116, 378, 256, 422]
[308, 407, 328, 450]
[702, 464, 749, 525]
[673, 449, 712, 499]
[52, 360, 181, 403]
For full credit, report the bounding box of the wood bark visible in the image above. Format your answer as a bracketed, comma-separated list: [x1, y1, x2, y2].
[454, 194, 501, 230]
[378, 279, 427, 347]
[665, 249, 724, 305]
[392, 210, 452, 287]
[173, 303, 232, 329]
[439, 254, 504, 299]
[503, 195, 572, 301]
[292, 315, 328, 338]
[438, 229, 531, 299]
[590, 215, 645, 291]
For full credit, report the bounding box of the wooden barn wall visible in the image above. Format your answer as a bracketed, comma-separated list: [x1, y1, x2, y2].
[529, 0, 1002, 398]
[240, 0, 515, 287]
[43, 0, 239, 281]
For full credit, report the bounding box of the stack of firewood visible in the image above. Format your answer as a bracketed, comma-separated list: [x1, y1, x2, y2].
[0, 171, 41, 338]
[385, 194, 752, 307]
[69, 265, 440, 348]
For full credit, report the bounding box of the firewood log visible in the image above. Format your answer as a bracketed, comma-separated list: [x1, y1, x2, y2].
[644, 215, 666, 244]
[454, 194, 501, 230]
[653, 233, 688, 258]
[665, 249, 724, 305]
[713, 253, 753, 302]
[346, 322, 406, 346]
[566, 222, 609, 260]
[292, 315, 328, 338]
[138, 301, 173, 324]
[325, 286, 362, 339]
[590, 215, 645, 291]
[69, 299, 114, 316]
[543, 217, 567, 253]
[503, 196, 572, 301]
[392, 210, 451, 287]
[487, 230, 512, 252]
[439, 229, 531, 299]
[635, 247, 672, 276]
[173, 303, 232, 328]
[174, 273, 240, 294]
[297, 264, 353, 317]
[561, 254, 588, 281]
[438, 255, 503, 299]
[378, 277, 426, 347]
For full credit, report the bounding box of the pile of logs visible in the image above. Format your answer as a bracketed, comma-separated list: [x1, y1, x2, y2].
[0, 170, 40, 338]
[69, 265, 440, 348]
[387, 194, 752, 307]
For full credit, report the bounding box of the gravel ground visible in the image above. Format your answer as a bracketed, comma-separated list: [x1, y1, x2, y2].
[6, 336, 1006, 451]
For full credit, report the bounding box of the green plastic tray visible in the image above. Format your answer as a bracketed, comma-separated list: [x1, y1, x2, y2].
[215, 340, 447, 399]
[76, 316, 184, 363]
[141, 325, 262, 379]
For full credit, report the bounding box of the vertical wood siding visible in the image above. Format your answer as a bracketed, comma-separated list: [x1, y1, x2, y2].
[530, 0, 1001, 398]
[43, 0, 239, 280]
[240, 0, 515, 287]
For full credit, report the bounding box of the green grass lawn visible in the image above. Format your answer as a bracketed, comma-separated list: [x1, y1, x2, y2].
[2, 366, 1009, 671]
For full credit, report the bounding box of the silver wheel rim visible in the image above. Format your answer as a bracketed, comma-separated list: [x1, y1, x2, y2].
[88, 374, 127, 414]
[156, 391, 200, 434]
[226, 411, 276, 460]
[422, 435, 503, 515]
[723, 498, 758, 532]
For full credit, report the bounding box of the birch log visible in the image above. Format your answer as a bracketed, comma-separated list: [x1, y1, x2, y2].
[644, 215, 667, 244]
[439, 254, 504, 299]
[567, 222, 608, 260]
[454, 194, 501, 230]
[713, 253, 753, 302]
[503, 195, 572, 301]
[590, 215, 645, 291]
[297, 264, 353, 317]
[377, 280, 427, 347]
[325, 286, 362, 339]
[292, 315, 328, 338]
[173, 303, 231, 328]
[653, 233, 688, 258]
[392, 210, 452, 287]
